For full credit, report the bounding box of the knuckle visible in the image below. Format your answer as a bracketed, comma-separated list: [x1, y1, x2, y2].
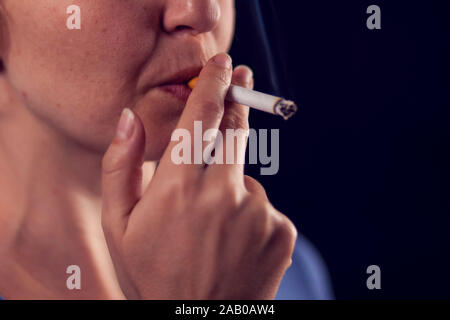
[244, 175, 264, 193]
[240, 196, 272, 239]
[271, 216, 298, 257]
[221, 185, 242, 209]
[210, 67, 231, 87]
[243, 175, 259, 187]
[243, 176, 269, 201]
[200, 182, 241, 211]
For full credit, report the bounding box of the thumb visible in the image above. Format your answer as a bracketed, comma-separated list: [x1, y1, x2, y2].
[101, 108, 146, 236]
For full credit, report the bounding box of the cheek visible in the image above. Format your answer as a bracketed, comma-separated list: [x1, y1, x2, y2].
[215, 0, 236, 52]
[4, 1, 158, 149]
[3, 0, 236, 157]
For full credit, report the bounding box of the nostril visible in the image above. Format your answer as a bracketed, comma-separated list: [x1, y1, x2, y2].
[175, 25, 191, 32]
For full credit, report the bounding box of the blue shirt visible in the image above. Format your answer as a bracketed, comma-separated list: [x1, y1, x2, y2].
[276, 237, 333, 300]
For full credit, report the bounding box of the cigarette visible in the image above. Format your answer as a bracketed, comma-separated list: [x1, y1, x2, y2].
[188, 77, 298, 120]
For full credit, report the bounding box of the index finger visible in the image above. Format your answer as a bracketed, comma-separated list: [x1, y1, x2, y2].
[158, 53, 233, 172]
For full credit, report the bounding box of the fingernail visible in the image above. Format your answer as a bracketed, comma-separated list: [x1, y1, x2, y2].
[116, 108, 135, 141]
[212, 53, 232, 69]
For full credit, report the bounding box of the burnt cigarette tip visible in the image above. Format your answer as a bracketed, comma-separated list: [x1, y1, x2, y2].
[274, 99, 298, 120]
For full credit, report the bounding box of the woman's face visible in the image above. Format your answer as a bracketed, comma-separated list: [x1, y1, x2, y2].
[2, 0, 235, 159]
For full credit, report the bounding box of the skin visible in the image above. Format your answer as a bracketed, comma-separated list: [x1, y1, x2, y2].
[0, 0, 297, 299]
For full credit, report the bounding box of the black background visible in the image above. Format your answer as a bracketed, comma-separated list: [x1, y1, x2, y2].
[231, 1, 450, 299]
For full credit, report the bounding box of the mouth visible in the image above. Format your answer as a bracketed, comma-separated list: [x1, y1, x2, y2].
[157, 66, 203, 102]
[159, 83, 193, 102]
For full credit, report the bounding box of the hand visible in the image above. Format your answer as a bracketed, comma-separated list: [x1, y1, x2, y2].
[101, 53, 298, 299]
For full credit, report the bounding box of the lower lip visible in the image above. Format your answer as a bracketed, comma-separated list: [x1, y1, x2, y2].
[160, 84, 192, 102]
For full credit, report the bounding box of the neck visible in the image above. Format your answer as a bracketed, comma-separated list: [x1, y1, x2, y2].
[0, 77, 154, 299]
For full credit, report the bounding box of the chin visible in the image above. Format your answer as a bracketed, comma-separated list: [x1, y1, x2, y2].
[143, 143, 167, 162]
[141, 116, 180, 162]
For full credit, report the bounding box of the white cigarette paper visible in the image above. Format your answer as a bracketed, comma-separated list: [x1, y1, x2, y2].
[188, 77, 298, 120]
[226, 85, 298, 120]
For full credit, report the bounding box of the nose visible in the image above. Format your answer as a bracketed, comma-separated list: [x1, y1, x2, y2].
[162, 0, 221, 35]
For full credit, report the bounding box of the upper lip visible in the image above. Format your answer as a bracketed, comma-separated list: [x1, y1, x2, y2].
[158, 66, 203, 87]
